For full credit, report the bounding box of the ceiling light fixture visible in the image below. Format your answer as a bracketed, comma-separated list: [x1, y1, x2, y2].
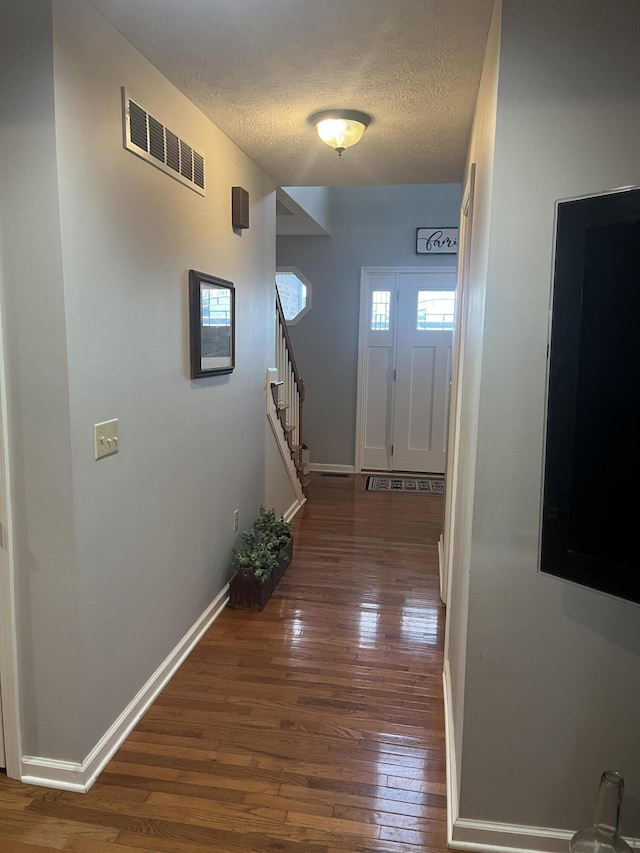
[310, 109, 371, 158]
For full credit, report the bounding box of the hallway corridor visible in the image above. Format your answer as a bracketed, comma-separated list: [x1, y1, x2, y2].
[0, 473, 447, 853]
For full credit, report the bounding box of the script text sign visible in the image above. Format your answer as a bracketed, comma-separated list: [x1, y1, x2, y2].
[416, 227, 458, 254]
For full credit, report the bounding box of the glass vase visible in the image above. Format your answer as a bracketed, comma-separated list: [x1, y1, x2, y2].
[570, 771, 632, 853]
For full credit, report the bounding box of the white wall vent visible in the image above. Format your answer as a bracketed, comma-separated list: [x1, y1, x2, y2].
[122, 89, 205, 196]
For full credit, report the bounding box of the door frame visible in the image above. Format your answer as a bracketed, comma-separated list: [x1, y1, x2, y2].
[0, 265, 23, 779]
[355, 266, 456, 473]
[440, 165, 476, 603]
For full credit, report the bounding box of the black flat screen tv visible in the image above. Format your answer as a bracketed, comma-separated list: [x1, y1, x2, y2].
[541, 186, 640, 606]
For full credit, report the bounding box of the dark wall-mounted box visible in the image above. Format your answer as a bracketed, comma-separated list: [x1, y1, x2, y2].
[232, 186, 250, 229]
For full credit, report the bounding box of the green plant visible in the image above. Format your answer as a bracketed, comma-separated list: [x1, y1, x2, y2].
[255, 506, 291, 550]
[232, 507, 291, 584]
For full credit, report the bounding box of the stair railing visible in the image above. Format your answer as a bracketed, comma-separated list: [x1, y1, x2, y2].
[273, 290, 308, 493]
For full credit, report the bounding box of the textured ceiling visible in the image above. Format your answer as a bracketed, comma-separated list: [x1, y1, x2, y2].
[90, 0, 494, 187]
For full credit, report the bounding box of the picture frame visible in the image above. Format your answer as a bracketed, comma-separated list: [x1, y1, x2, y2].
[189, 269, 235, 378]
[416, 227, 459, 254]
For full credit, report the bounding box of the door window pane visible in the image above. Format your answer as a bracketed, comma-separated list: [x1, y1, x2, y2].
[371, 290, 391, 330]
[417, 290, 455, 330]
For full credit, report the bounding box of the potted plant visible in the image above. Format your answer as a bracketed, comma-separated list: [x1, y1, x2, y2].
[228, 506, 293, 611]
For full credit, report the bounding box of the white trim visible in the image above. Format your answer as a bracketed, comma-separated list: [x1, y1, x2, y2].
[308, 463, 355, 474]
[354, 268, 372, 473]
[21, 583, 230, 792]
[360, 468, 444, 476]
[443, 659, 459, 844]
[0, 251, 22, 780]
[451, 820, 573, 853]
[359, 265, 458, 276]
[450, 819, 640, 853]
[438, 533, 446, 603]
[442, 164, 475, 622]
[275, 267, 312, 325]
[283, 499, 304, 523]
[20, 759, 87, 794]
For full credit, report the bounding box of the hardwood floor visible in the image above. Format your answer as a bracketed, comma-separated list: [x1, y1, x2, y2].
[0, 473, 447, 853]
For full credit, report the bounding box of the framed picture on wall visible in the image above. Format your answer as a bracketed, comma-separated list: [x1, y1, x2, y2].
[416, 227, 459, 254]
[189, 270, 235, 378]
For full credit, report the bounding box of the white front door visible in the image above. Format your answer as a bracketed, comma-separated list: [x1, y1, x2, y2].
[392, 274, 453, 472]
[356, 268, 456, 474]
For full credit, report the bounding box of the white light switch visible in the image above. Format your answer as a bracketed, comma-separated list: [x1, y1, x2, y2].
[94, 419, 119, 460]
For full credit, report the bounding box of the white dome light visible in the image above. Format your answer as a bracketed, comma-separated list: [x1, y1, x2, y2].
[310, 110, 371, 157]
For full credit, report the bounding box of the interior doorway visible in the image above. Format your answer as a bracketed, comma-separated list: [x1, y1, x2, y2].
[356, 267, 456, 474]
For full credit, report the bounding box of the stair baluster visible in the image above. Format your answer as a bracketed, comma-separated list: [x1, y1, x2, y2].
[273, 290, 309, 494]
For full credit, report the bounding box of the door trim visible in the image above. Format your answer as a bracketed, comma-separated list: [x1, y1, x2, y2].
[441, 165, 476, 603]
[0, 266, 23, 780]
[355, 266, 456, 473]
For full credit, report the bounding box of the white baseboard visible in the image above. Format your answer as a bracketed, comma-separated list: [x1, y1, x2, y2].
[20, 757, 87, 793]
[21, 583, 230, 792]
[438, 533, 446, 603]
[451, 818, 640, 853]
[451, 820, 640, 853]
[450, 820, 573, 853]
[283, 498, 305, 523]
[443, 658, 459, 841]
[308, 463, 355, 474]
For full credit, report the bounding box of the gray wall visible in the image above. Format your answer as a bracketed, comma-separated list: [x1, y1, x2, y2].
[450, 0, 640, 835]
[280, 187, 332, 235]
[0, 1, 83, 761]
[277, 184, 460, 466]
[0, 0, 275, 764]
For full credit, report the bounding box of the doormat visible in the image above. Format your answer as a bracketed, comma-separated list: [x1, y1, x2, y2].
[365, 476, 445, 494]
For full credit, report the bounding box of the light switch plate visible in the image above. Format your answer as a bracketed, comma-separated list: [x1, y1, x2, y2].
[94, 419, 119, 460]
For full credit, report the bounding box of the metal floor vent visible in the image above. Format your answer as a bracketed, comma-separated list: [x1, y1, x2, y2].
[122, 89, 205, 196]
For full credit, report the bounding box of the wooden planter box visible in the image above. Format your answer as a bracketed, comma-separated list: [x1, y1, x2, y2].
[228, 538, 293, 611]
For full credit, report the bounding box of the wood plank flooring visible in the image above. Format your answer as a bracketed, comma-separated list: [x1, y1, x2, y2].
[0, 473, 446, 852]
